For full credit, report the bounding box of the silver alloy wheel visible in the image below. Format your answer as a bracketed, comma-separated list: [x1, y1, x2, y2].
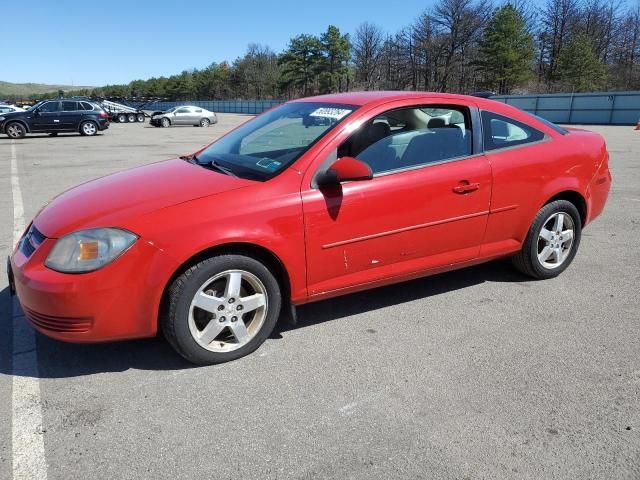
[537, 212, 575, 269]
[188, 270, 268, 353]
[161, 118, 170, 127]
[6, 124, 23, 138]
[137, 114, 145, 122]
[82, 122, 97, 135]
[118, 114, 127, 123]
[127, 114, 136, 123]
[200, 118, 210, 127]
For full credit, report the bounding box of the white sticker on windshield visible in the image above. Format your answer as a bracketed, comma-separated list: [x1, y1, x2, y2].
[309, 107, 351, 120]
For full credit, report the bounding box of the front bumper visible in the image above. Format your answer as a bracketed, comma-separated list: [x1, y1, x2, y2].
[9, 229, 178, 343]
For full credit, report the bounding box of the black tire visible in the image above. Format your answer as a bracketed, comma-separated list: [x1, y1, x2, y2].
[49, 132, 58, 137]
[117, 113, 127, 123]
[161, 254, 282, 365]
[79, 120, 98, 136]
[136, 113, 145, 123]
[511, 200, 582, 279]
[5, 122, 26, 139]
[161, 117, 171, 128]
[199, 118, 210, 127]
[127, 113, 136, 123]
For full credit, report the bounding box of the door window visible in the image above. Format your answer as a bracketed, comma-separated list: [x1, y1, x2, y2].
[481, 111, 545, 151]
[337, 105, 473, 175]
[62, 101, 79, 111]
[80, 102, 95, 110]
[175, 107, 191, 114]
[39, 101, 60, 112]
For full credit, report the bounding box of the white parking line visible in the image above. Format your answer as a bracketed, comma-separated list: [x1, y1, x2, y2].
[10, 140, 48, 480]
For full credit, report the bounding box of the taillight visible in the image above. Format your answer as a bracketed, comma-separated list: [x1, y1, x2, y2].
[100, 111, 108, 118]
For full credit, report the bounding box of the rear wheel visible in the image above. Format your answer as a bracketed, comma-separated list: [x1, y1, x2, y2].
[136, 113, 145, 123]
[117, 113, 127, 123]
[5, 122, 26, 139]
[127, 113, 136, 123]
[161, 255, 282, 365]
[199, 118, 210, 127]
[161, 117, 171, 128]
[511, 200, 581, 279]
[79, 120, 98, 136]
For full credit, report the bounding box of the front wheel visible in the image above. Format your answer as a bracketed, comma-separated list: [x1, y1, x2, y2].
[199, 118, 210, 127]
[511, 200, 582, 279]
[161, 118, 171, 128]
[5, 122, 26, 139]
[79, 121, 98, 136]
[161, 255, 282, 365]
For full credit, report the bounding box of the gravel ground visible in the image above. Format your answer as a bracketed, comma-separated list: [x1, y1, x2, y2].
[0, 118, 638, 480]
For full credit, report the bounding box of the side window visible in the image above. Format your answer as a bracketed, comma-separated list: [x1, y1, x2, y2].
[337, 105, 473, 175]
[194, 108, 202, 113]
[80, 102, 95, 111]
[481, 111, 545, 151]
[175, 107, 190, 114]
[62, 101, 79, 111]
[39, 101, 60, 113]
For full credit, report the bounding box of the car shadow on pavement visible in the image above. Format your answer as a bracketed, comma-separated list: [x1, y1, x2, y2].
[0, 259, 530, 379]
[274, 259, 529, 336]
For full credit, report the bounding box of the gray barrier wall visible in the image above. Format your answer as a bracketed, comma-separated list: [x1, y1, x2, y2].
[491, 91, 640, 125]
[134, 91, 640, 124]
[133, 100, 282, 115]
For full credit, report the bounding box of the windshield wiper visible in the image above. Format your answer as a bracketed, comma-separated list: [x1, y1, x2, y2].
[182, 154, 237, 177]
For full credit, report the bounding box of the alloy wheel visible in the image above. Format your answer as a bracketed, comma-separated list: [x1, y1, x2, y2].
[7, 124, 23, 138]
[188, 270, 268, 353]
[82, 122, 97, 135]
[537, 212, 575, 269]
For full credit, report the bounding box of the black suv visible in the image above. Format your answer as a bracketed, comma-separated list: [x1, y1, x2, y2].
[0, 99, 110, 138]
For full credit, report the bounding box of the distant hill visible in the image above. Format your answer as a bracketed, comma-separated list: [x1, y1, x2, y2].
[0, 80, 95, 98]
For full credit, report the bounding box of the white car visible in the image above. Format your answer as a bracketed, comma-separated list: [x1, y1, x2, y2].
[0, 104, 25, 114]
[150, 106, 218, 128]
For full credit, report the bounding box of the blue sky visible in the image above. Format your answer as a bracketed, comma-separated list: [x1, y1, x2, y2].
[4, 0, 435, 86]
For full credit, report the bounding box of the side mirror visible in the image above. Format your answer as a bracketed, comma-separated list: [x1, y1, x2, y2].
[316, 156, 373, 187]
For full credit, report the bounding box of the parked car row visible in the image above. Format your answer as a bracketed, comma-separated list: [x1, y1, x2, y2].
[0, 100, 219, 138]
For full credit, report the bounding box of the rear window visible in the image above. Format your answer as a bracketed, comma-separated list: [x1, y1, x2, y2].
[481, 111, 545, 151]
[526, 113, 568, 135]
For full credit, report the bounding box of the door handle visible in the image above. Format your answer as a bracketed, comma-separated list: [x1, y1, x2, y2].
[452, 181, 480, 194]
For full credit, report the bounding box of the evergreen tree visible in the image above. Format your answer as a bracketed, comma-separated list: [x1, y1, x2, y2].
[319, 25, 352, 93]
[476, 4, 535, 94]
[278, 34, 323, 97]
[556, 33, 608, 91]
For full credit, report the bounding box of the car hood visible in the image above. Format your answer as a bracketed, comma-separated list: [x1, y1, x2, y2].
[34, 158, 253, 238]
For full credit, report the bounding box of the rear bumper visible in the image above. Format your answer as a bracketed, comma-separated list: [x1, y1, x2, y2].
[10, 232, 179, 343]
[98, 119, 110, 130]
[586, 160, 612, 225]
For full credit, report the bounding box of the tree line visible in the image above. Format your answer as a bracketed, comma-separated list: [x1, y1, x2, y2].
[25, 0, 640, 101]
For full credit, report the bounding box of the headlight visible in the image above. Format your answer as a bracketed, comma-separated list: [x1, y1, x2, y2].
[45, 228, 137, 273]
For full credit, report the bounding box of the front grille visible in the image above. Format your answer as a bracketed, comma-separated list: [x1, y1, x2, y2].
[23, 307, 93, 333]
[19, 224, 46, 258]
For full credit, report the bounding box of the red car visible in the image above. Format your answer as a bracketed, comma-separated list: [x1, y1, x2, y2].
[9, 92, 612, 365]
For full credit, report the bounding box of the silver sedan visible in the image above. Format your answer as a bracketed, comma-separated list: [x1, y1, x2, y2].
[150, 106, 218, 128]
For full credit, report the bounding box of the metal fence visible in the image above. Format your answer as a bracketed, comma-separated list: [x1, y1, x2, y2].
[491, 91, 640, 125]
[131, 99, 282, 115]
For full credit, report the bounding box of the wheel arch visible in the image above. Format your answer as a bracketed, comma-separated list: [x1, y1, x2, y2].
[542, 190, 587, 226]
[158, 242, 292, 324]
[5, 119, 30, 133]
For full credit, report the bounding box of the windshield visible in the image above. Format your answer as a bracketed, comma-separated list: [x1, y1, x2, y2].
[26, 101, 45, 111]
[192, 102, 357, 180]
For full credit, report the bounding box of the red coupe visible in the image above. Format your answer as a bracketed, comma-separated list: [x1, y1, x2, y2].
[9, 92, 612, 365]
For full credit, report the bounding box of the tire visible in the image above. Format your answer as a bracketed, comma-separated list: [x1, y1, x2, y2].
[117, 114, 127, 123]
[127, 113, 136, 123]
[5, 122, 26, 139]
[511, 200, 582, 279]
[199, 118, 210, 127]
[49, 132, 58, 137]
[161, 254, 282, 365]
[79, 120, 98, 136]
[161, 117, 171, 128]
[136, 113, 145, 123]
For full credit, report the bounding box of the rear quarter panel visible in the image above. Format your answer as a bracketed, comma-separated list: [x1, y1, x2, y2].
[482, 130, 604, 255]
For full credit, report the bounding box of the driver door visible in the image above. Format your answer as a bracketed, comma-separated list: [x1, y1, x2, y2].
[301, 102, 492, 297]
[31, 100, 62, 131]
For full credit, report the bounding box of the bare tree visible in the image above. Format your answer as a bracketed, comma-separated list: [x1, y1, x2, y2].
[352, 22, 384, 90]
